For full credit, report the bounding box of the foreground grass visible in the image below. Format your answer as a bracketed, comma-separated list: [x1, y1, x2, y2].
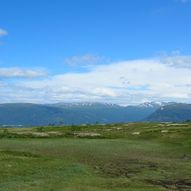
[0, 122, 191, 191]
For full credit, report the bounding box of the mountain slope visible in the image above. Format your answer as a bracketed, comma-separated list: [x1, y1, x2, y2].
[49, 102, 159, 124]
[146, 103, 191, 122]
[0, 102, 159, 126]
[0, 103, 67, 126]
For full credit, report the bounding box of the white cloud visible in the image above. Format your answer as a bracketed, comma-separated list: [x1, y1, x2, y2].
[0, 67, 47, 78]
[64, 54, 107, 67]
[1, 56, 191, 104]
[0, 28, 8, 37]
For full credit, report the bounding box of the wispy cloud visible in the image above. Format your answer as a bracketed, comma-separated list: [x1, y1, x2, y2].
[161, 55, 191, 69]
[177, 0, 191, 3]
[0, 28, 8, 37]
[64, 54, 107, 67]
[0, 67, 47, 78]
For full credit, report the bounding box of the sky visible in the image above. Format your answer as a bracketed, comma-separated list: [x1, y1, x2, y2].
[0, 0, 191, 105]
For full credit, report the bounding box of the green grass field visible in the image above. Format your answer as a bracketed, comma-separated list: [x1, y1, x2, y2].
[0, 122, 191, 191]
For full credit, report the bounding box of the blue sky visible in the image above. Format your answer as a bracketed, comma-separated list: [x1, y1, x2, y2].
[1, 0, 191, 104]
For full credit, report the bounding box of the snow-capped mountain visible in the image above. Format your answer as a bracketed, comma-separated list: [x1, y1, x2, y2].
[0, 102, 157, 126]
[0, 102, 189, 127]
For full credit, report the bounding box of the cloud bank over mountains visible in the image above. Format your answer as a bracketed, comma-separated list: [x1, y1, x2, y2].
[1, 55, 191, 104]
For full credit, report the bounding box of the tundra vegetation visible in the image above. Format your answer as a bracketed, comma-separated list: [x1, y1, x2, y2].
[0, 122, 191, 191]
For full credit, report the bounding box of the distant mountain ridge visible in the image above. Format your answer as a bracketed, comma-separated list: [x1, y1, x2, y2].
[146, 103, 191, 122]
[0, 102, 190, 127]
[0, 102, 160, 126]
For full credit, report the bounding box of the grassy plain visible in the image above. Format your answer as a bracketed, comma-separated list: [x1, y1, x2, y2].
[0, 122, 191, 191]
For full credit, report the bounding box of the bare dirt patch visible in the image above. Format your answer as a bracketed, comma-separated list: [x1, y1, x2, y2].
[93, 159, 158, 178]
[74, 132, 101, 137]
[147, 179, 191, 190]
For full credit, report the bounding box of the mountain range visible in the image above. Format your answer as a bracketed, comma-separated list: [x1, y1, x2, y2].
[146, 103, 191, 122]
[0, 102, 191, 126]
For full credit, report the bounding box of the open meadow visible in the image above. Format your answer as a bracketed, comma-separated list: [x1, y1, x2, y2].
[0, 122, 191, 191]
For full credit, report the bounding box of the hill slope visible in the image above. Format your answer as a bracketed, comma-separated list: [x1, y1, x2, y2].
[0, 103, 68, 126]
[0, 102, 159, 126]
[146, 103, 191, 122]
